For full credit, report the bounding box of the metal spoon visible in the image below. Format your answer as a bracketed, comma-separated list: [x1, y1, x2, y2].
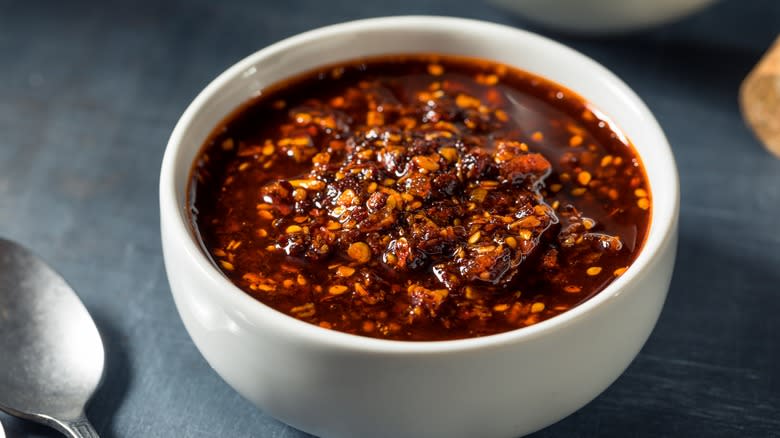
[0, 238, 104, 437]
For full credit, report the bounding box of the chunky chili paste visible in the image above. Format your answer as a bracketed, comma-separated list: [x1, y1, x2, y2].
[188, 55, 651, 341]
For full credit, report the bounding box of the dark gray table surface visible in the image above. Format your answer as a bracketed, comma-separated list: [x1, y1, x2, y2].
[1, 0, 779, 436]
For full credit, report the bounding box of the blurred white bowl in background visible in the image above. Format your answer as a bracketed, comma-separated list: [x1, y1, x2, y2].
[489, 0, 718, 34]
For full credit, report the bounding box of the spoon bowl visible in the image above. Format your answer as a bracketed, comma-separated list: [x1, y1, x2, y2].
[0, 238, 104, 437]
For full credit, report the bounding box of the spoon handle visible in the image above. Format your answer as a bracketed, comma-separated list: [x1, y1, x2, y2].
[55, 415, 100, 438]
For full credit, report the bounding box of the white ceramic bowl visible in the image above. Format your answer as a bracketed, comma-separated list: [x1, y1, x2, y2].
[489, 0, 718, 34]
[160, 16, 679, 438]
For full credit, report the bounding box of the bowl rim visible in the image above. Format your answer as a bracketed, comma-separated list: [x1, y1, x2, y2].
[160, 15, 679, 354]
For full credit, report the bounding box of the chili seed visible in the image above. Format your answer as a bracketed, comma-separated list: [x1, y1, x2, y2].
[577, 171, 592, 186]
[349, 283, 365, 296]
[438, 147, 458, 162]
[338, 189, 358, 206]
[586, 267, 602, 276]
[290, 179, 325, 190]
[470, 188, 488, 202]
[582, 218, 596, 230]
[258, 210, 274, 220]
[367, 111, 384, 126]
[290, 303, 315, 317]
[413, 155, 440, 172]
[455, 94, 480, 109]
[428, 64, 444, 76]
[295, 112, 312, 124]
[329, 285, 349, 295]
[514, 216, 541, 228]
[293, 188, 307, 201]
[348, 242, 371, 263]
[257, 284, 275, 292]
[337, 266, 355, 277]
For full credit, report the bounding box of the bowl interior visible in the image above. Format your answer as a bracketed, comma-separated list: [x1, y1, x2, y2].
[162, 16, 678, 349]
